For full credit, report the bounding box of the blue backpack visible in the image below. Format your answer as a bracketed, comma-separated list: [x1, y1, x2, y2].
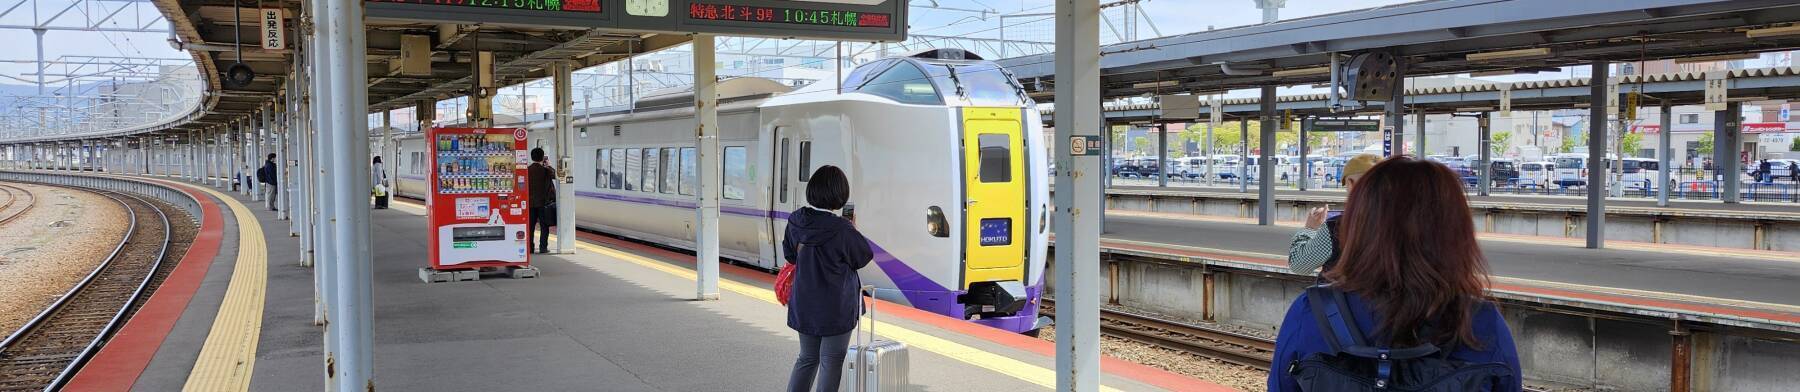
[1289, 286, 1514, 391]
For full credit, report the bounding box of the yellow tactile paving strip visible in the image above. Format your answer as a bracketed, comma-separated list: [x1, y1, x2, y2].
[389, 200, 1129, 392]
[170, 182, 267, 392]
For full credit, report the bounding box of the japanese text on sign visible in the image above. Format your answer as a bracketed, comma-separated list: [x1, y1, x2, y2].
[261, 9, 284, 50]
[688, 3, 891, 28]
[369, 0, 601, 13]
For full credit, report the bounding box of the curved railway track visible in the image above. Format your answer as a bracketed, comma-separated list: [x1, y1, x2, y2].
[0, 183, 35, 226]
[0, 187, 172, 392]
[1041, 298, 1275, 370]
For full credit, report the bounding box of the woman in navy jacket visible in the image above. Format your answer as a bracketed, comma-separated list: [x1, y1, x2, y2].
[784, 165, 874, 392]
[1269, 157, 1522, 391]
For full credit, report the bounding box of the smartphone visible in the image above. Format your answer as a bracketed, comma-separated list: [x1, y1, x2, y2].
[1325, 210, 1343, 220]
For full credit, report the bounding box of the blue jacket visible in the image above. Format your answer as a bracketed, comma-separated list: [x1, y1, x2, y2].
[784, 207, 874, 336]
[1269, 290, 1522, 392]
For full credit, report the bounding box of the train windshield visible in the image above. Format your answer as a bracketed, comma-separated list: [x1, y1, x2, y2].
[917, 61, 1028, 107]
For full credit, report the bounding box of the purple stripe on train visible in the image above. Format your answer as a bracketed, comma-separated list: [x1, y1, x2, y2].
[570, 189, 1041, 333]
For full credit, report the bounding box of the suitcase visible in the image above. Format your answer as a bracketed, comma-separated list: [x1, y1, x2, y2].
[841, 285, 908, 392]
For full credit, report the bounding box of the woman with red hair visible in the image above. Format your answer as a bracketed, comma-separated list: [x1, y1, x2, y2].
[1269, 156, 1521, 391]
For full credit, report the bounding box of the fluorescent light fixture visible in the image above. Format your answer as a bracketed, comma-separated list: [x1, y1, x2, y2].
[1456, 107, 1496, 112]
[1746, 25, 1800, 39]
[1466, 48, 1552, 62]
[1728, 96, 1770, 102]
[1675, 53, 1761, 64]
[1132, 80, 1178, 89]
[1272, 66, 1330, 78]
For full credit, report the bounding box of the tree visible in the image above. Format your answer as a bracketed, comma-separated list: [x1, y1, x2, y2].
[1696, 133, 1714, 155]
[1620, 133, 1643, 157]
[1790, 136, 1800, 152]
[1559, 137, 1577, 154]
[1132, 138, 1153, 157]
[1491, 132, 1513, 156]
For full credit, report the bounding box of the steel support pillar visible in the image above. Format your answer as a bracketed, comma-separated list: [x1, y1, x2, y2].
[1299, 120, 1310, 191]
[1716, 102, 1742, 203]
[1239, 118, 1248, 193]
[1258, 86, 1276, 226]
[1415, 111, 1427, 155]
[304, 0, 340, 387]
[1387, 57, 1406, 157]
[325, 0, 373, 387]
[1586, 60, 1609, 249]
[693, 34, 721, 301]
[552, 62, 577, 254]
[1479, 112, 1492, 196]
[471, 51, 495, 127]
[1052, 0, 1102, 389]
[1657, 100, 1672, 207]
[1156, 124, 1167, 187]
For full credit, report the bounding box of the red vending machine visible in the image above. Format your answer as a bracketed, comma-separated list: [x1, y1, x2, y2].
[426, 127, 531, 271]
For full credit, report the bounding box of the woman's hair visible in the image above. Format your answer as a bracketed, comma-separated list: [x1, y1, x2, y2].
[267, 153, 276, 160]
[806, 165, 850, 210]
[530, 147, 546, 162]
[372, 156, 382, 164]
[1324, 156, 1490, 348]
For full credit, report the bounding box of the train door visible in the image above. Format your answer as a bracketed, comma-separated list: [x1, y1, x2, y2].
[769, 126, 809, 266]
[960, 107, 1026, 288]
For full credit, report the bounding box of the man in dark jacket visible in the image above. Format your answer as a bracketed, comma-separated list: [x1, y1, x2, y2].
[784, 165, 873, 392]
[1790, 161, 1798, 183]
[527, 148, 556, 254]
[1758, 159, 1773, 183]
[257, 153, 278, 211]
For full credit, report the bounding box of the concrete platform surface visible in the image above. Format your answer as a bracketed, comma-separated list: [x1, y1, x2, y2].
[113, 181, 1223, 392]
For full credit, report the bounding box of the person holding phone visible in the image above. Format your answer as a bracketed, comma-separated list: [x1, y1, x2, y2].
[1288, 153, 1381, 277]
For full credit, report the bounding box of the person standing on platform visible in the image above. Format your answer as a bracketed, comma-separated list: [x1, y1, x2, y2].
[783, 165, 873, 392]
[371, 156, 390, 209]
[527, 148, 556, 254]
[1757, 159, 1773, 184]
[1789, 161, 1798, 183]
[258, 153, 278, 211]
[1269, 157, 1521, 392]
[1288, 153, 1381, 278]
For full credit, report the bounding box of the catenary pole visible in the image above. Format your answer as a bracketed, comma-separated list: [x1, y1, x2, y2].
[1053, 0, 1102, 390]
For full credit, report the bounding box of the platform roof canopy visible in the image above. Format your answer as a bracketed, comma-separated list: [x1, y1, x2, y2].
[999, 0, 1800, 101]
[88, 0, 909, 143]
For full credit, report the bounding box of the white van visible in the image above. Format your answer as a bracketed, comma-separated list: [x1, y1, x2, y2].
[1520, 161, 1555, 188]
[1553, 154, 1618, 188]
[1620, 158, 1661, 190]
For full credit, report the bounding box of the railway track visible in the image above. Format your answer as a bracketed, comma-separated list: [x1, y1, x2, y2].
[0, 183, 35, 226]
[0, 187, 172, 392]
[1040, 298, 1274, 370]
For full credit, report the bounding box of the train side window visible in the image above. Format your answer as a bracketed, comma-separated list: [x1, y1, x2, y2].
[798, 141, 813, 182]
[625, 148, 641, 191]
[680, 148, 696, 196]
[978, 134, 1012, 182]
[724, 146, 747, 200]
[779, 138, 790, 203]
[410, 151, 424, 175]
[661, 147, 678, 194]
[643, 148, 661, 193]
[610, 149, 625, 190]
[596, 149, 609, 188]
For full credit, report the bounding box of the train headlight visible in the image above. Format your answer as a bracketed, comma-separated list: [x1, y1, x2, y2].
[926, 206, 949, 237]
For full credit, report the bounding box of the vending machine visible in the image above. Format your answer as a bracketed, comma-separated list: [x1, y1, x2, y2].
[426, 127, 532, 270]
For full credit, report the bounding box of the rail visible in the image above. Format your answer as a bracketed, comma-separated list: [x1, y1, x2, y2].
[0, 183, 36, 225]
[1040, 298, 1274, 370]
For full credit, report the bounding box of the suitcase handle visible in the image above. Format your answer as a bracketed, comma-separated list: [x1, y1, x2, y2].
[856, 284, 875, 392]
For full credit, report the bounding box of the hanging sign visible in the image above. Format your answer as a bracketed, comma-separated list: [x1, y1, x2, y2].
[261, 9, 285, 50]
[1704, 71, 1729, 111]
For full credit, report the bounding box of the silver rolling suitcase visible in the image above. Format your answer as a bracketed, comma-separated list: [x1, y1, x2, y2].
[842, 285, 909, 392]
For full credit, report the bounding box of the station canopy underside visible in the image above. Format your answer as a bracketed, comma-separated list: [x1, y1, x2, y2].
[1001, 0, 1800, 101]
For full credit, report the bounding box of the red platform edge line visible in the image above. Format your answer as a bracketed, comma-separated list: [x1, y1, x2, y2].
[573, 230, 1235, 392]
[63, 180, 226, 392]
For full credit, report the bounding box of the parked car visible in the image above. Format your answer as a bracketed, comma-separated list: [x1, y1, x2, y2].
[1520, 161, 1555, 188]
[1489, 158, 1519, 186]
[1621, 158, 1661, 190]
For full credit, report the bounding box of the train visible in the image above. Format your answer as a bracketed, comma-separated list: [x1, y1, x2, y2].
[392, 50, 1052, 335]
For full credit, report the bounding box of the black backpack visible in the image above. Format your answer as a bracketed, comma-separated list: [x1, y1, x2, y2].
[1289, 286, 1514, 391]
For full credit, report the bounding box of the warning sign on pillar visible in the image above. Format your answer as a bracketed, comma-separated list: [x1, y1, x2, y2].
[1069, 136, 1101, 156]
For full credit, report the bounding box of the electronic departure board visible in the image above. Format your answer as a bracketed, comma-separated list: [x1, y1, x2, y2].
[365, 0, 907, 42]
[369, 0, 602, 13]
[687, 3, 891, 28]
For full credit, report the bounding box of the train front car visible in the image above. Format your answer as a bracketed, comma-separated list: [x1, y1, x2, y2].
[760, 50, 1050, 334]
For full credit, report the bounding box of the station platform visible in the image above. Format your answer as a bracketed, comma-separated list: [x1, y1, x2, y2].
[69, 177, 1227, 392]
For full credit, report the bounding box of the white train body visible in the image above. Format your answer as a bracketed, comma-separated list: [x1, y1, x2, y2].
[393, 53, 1050, 333]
